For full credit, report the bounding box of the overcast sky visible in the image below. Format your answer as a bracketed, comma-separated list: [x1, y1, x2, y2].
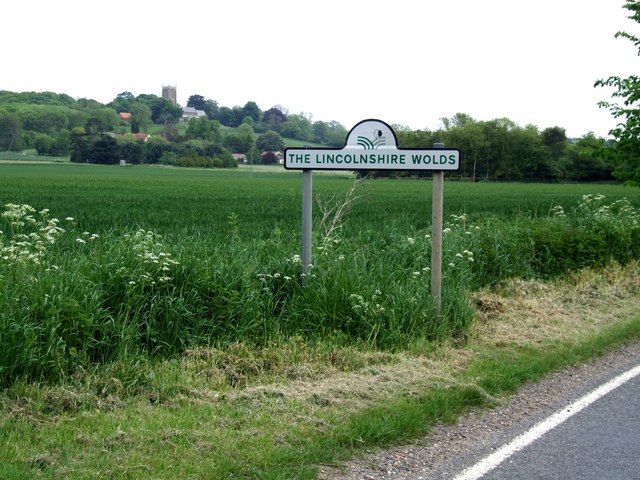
[2, 1, 636, 138]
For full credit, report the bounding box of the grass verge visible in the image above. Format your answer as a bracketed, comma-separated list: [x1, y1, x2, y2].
[0, 262, 639, 479]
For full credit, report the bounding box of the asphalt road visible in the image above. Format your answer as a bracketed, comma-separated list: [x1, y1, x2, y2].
[453, 361, 640, 480]
[319, 342, 640, 480]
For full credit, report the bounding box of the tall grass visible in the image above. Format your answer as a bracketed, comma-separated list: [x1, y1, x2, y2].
[1, 165, 639, 387]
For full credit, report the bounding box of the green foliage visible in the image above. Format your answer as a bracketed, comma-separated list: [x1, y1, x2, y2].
[595, 0, 640, 185]
[32, 132, 69, 156]
[439, 114, 577, 181]
[186, 94, 205, 110]
[185, 116, 221, 142]
[256, 130, 285, 152]
[117, 137, 146, 164]
[280, 113, 314, 141]
[262, 107, 287, 132]
[0, 167, 639, 388]
[223, 123, 255, 153]
[0, 111, 22, 150]
[88, 134, 119, 164]
[260, 151, 279, 164]
[312, 120, 348, 146]
[566, 133, 614, 181]
[0, 89, 620, 181]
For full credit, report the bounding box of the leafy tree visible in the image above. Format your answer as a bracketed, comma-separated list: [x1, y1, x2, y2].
[440, 116, 489, 180]
[541, 126, 567, 161]
[75, 98, 104, 110]
[440, 112, 474, 129]
[246, 145, 261, 165]
[69, 127, 89, 163]
[280, 114, 313, 141]
[187, 94, 206, 110]
[396, 128, 438, 148]
[242, 101, 262, 123]
[261, 151, 279, 165]
[158, 151, 178, 165]
[263, 107, 287, 132]
[136, 94, 181, 124]
[237, 123, 255, 149]
[312, 120, 329, 143]
[162, 125, 180, 142]
[145, 136, 171, 164]
[118, 137, 146, 164]
[185, 116, 220, 142]
[223, 124, 254, 153]
[511, 125, 554, 180]
[595, 0, 640, 185]
[0, 111, 22, 150]
[217, 106, 236, 127]
[89, 135, 120, 164]
[68, 110, 88, 129]
[84, 108, 118, 134]
[33, 131, 69, 156]
[108, 91, 135, 113]
[566, 133, 614, 181]
[325, 121, 348, 147]
[256, 130, 285, 152]
[130, 102, 152, 133]
[231, 106, 245, 127]
[203, 99, 219, 119]
[22, 106, 68, 134]
[33, 133, 56, 155]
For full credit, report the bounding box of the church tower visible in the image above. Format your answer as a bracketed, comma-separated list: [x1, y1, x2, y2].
[162, 85, 177, 105]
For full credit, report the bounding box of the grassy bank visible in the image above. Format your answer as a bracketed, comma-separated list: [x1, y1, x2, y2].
[1, 166, 639, 387]
[1, 262, 638, 479]
[1, 164, 639, 477]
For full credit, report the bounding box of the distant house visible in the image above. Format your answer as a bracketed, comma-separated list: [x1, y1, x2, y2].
[119, 112, 132, 121]
[133, 133, 151, 142]
[181, 107, 207, 122]
[261, 151, 284, 165]
[232, 153, 247, 163]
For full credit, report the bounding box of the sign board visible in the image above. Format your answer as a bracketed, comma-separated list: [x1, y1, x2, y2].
[285, 119, 460, 171]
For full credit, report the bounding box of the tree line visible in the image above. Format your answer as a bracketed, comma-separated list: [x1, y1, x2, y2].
[0, 90, 349, 167]
[390, 113, 615, 182]
[595, 0, 640, 186]
[0, 89, 628, 181]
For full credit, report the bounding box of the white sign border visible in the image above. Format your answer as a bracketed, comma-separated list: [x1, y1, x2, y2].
[284, 119, 460, 172]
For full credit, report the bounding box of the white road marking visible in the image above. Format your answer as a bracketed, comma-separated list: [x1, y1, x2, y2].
[452, 363, 640, 480]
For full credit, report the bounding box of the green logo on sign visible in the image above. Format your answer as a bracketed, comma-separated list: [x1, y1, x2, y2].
[357, 129, 386, 149]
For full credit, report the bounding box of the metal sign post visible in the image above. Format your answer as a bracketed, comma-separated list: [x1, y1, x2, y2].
[301, 169, 313, 279]
[431, 143, 445, 319]
[285, 119, 460, 312]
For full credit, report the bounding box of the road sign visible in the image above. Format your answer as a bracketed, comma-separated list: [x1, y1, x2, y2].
[285, 119, 460, 171]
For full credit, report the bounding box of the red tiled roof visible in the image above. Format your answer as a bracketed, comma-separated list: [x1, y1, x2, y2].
[119, 112, 132, 119]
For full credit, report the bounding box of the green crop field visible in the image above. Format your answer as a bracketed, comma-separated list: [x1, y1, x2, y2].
[1, 163, 639, 388]
[2, 163, 640, 479]
[0, 163, 634, 235]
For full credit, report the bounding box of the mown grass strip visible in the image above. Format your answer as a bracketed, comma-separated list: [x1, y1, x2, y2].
[466, 316, 640, 396]
[3, 316, 639, 479]
[255, 315, 640, 479]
